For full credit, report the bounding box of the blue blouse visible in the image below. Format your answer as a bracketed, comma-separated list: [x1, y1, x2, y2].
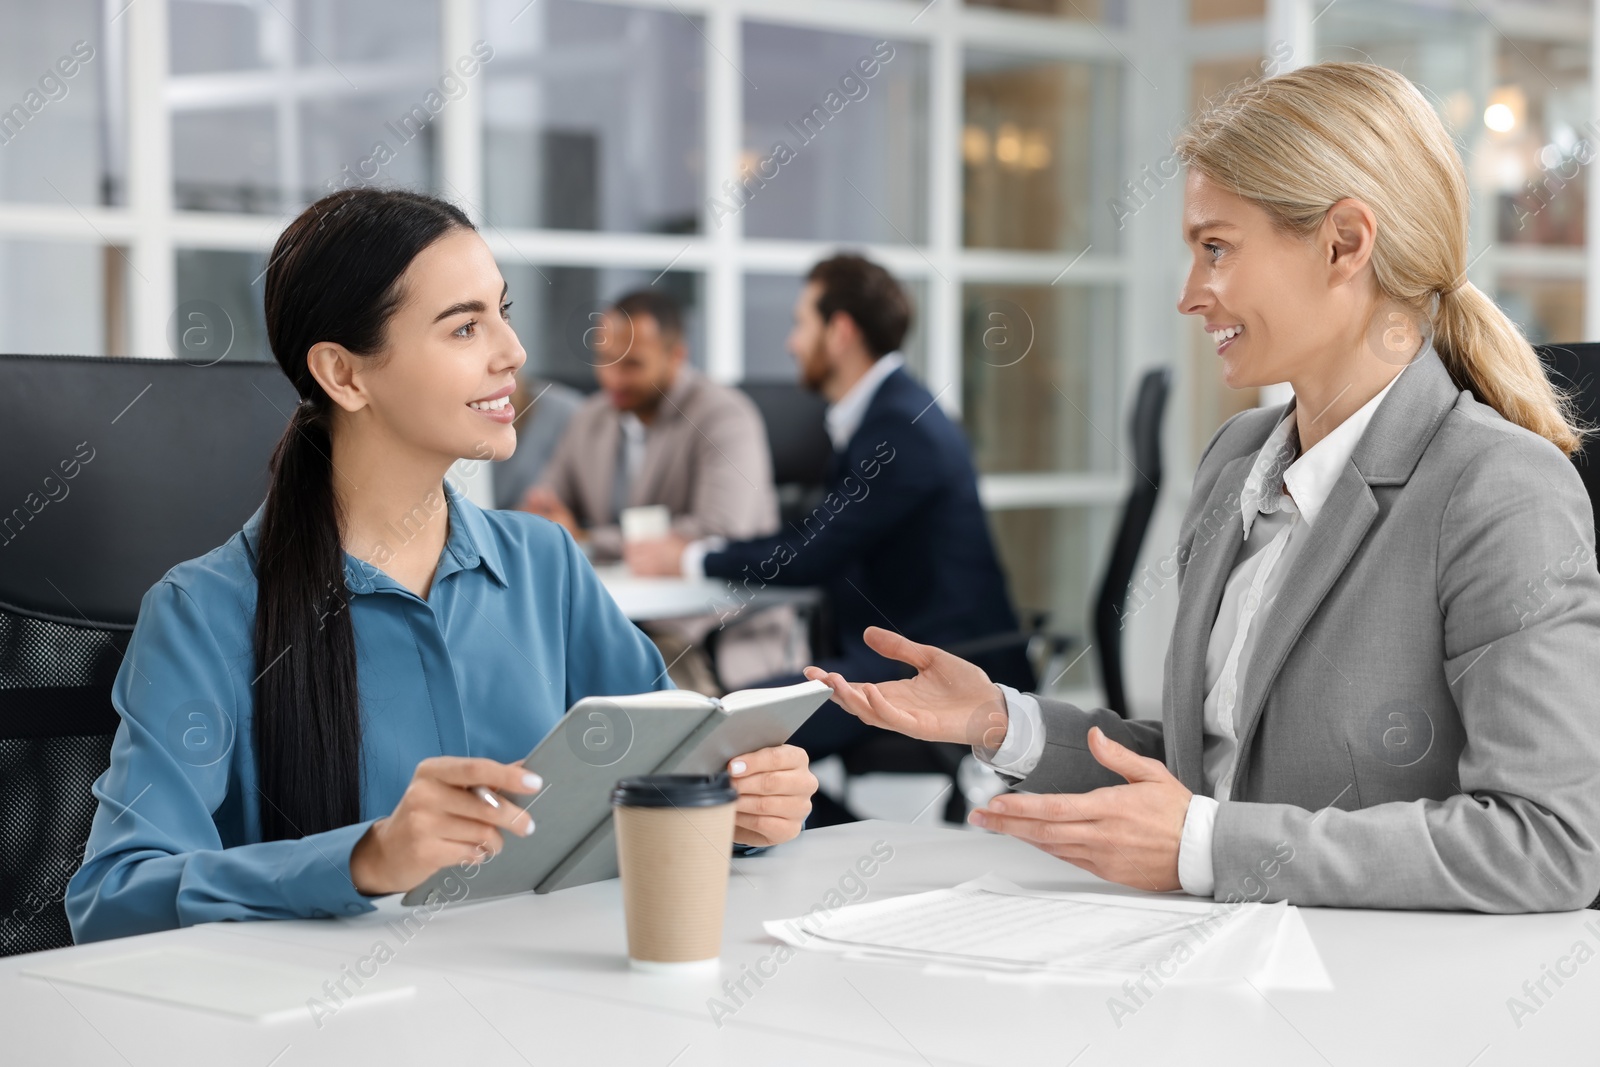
[65, 481, 671, 943]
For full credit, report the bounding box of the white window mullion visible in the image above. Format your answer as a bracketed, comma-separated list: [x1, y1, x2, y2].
[704, 2, 742, 384]
[1590, 0, 1600, 339]
[1257, 0, 1313, 409]
[926, 1, 962, 417]
[259, 0, 299, 214]
[443, 0, 495, 509]
[1264, 0, 1313, 73]
[440, 0, 485, 221]
[127, 0, 175, 359]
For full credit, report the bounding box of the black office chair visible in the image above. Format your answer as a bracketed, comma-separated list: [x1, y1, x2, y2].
[1094, 366, 1172, 716]
[939, 364, 1173, 712]
[1538, 344, 1600, 539]
[737, 381, 834, 531]
[0, 353, 294, 956]
[1535, 343, 1600, 913]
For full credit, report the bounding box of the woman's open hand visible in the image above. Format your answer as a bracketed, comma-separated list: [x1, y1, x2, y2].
[804, 626, 1007, 750]
[349, 756, 542, 896]
[727, 744, 816, 847]
[969, 727, 1189, 892]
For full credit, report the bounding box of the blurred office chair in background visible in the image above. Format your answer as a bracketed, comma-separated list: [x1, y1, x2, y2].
[699, 382, 835, 692]
[737, 381, 834, 532]
[1094, 365, 1172, 717]
[1538, 343, 1600, 539]
[0, 354, 294, 956]
[1535, 343, 1600, 913]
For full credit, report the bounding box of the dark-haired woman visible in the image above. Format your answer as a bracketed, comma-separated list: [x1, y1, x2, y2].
[66, 190, 816, 942]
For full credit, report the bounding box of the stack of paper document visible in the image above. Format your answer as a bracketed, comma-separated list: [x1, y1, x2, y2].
[764, 874, 1330, 989]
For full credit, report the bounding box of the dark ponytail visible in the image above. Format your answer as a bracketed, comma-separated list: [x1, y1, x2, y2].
[255, 189, 472, 841]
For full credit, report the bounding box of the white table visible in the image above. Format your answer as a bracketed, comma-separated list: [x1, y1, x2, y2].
[595, 563, 818, 624]
[5, 821, 1593, 1065]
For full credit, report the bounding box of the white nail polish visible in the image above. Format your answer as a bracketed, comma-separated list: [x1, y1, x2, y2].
[522, 772, 543, 790]
[522, 819, 536, 836]
[730, 760, 747, 775]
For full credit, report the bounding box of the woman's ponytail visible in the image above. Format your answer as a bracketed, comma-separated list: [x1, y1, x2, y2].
[254, 190, 473, 841]
[253, 396, 361, 840]
[1432, 280, 1585, 457]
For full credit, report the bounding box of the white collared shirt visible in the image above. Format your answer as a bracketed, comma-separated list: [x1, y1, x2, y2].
[983, 369, 1404, 897]
[824, 352, 905, 451]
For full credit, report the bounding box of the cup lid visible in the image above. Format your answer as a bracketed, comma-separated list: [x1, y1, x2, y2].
[611, 772, 738, 808]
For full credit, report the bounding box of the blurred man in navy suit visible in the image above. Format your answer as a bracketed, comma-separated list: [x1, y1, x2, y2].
[627, 254, 1030, 787]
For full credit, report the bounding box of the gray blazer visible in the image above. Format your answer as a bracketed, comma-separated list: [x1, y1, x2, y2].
[539, 367, 778, 562]
[1015, 345, 1600, 912]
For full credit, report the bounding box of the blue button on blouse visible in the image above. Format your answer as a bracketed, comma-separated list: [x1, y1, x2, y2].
[65, 481, 671, 943]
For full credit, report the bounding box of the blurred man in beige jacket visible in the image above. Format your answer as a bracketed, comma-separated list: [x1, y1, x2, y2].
[522, 289, 794, 690]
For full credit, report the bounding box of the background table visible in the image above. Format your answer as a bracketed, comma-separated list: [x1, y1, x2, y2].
[594, 563, 818, 624]
[5, 821, 1592, 1065]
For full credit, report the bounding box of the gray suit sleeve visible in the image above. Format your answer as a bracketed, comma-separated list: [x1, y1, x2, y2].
[1213, 435, 1600, 912]
[1008, 699, 1166, 794]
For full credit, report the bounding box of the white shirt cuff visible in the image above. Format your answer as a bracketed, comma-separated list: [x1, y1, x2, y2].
[680, 536, 726, 579]
[1177, 793, 1220, 898]
[975, 685, 1045, 778]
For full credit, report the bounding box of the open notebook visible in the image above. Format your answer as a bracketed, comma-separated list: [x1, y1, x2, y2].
[400, 679, 832, 907]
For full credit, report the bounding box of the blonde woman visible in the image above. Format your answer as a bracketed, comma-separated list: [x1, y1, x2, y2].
[810, 62, 1600, 911]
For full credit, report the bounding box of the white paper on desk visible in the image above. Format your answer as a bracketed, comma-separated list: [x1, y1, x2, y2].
[765, 874, 1330, 990]
[1253, 904, 1332, 990]
[23, 945, 416, 1023]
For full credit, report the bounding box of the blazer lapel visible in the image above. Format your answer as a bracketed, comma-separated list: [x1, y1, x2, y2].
[1227, 346, 1460, 794]
[1167, 450, 1255, 791]
[1228, 462, 1379, 792]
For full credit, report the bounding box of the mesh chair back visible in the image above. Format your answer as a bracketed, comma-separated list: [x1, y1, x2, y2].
[0, 353, 293, 954]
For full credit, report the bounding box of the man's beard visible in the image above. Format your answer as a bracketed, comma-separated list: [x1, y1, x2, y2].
[798, 339, 829, 393]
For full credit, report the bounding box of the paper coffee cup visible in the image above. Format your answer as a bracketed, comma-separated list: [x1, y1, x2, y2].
[611, 772, 738, 971]
[620, 504, 672, 543]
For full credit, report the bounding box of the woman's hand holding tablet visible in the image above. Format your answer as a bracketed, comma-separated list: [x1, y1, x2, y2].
[349, 756, 544, 895]
[726, 745, 816, 847]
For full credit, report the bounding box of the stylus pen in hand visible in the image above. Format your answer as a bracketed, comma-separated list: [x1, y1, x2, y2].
[471, 769, 543, 812]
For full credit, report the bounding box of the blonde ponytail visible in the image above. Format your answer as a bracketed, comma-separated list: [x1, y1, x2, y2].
[1435, 280, 1583, 455]
[1177, 61, 1587, 456]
